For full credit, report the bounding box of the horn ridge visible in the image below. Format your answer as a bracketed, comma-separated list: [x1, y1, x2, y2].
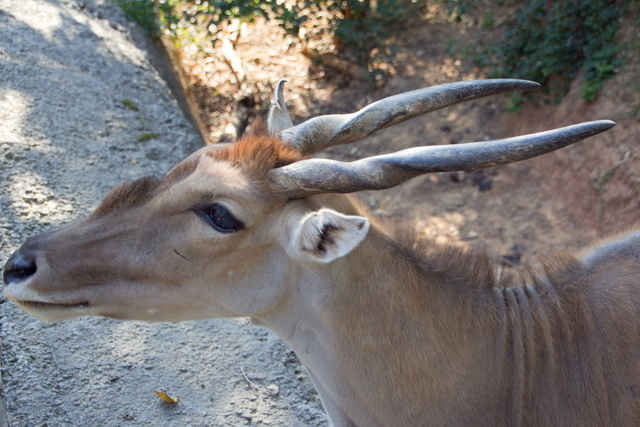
[281, 79, 541, 155]
[270, 120, 615, 198]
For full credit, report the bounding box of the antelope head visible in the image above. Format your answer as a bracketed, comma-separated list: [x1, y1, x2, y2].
[3, 79, 614, 323]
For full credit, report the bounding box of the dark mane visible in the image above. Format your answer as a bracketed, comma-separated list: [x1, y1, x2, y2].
[380, 217, 583, 295]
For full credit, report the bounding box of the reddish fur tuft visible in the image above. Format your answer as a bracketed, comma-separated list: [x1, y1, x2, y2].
[209, 118, 303, 180]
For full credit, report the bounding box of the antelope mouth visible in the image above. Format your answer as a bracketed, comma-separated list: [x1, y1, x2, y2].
[17, 300, 90, 309]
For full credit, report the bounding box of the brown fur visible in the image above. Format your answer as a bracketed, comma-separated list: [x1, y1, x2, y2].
[209, 118, 303, 180]
[335, 198, 640, 426]
[163, 155, 200, 184]
[91, 177, 160, 217]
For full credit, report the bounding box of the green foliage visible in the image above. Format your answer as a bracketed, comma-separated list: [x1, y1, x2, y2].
[110, 0, 160, 35]
[481, 12, 494, 31]
[113, 0, 406, 82]
[449, 0, 623, 109]
[445, 0, 475, 19]
[136, 132, 159, 142]
[184, 0, 306, 37]
[328, 0, 403, 80]
[121, 99, 139, 111]
[109, 0, 179, 36]
[184, 0, 405, 81]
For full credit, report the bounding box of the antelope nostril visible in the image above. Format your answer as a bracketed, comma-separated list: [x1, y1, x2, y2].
[3, 251, 38, 285]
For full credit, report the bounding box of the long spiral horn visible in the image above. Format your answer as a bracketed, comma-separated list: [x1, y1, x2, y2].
[276, 79, 541, 155]
[270, 120, 614, 198]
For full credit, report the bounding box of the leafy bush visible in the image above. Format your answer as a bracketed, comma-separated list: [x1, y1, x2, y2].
[179, 0, 305, 39]
[112, 0, 406, 81]
[110, 0, 177, 36]
[316, 0, 404, 80]
[449, 0, 624, 109]
[110, 0, 159, 34]
[188, 0, 404, 80]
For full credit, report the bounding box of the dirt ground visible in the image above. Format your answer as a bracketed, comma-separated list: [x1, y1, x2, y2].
[175, 1, 639, 267]
[0, 1, 325, 425]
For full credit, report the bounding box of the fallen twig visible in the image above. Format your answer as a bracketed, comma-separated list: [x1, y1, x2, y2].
[222, 35, 246, 86]
[240, 366, 261, 391]
[240, 366, 279, 398]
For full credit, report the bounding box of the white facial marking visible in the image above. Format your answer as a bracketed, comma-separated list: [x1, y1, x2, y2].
[4, 277, 45, 303]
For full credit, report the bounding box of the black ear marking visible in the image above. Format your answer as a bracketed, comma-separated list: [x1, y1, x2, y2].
[291, 208, 370, 263]
[316, 222, 339, 253]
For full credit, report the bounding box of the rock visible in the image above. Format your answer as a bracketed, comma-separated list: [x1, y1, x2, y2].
[267, 384, 280, 397]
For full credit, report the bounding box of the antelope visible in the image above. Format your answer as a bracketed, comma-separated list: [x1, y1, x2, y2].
[3, 78, 639, 427]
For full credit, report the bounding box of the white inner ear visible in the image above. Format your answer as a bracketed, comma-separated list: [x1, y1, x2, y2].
[288, 208, 370, 264]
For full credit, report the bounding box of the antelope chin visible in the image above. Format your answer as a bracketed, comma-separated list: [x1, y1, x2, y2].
[13, 299, 91, 322]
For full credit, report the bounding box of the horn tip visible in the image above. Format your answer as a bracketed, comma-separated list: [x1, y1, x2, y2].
[475, 78, 541, 94]
[590, 119, 616, 132]
[564, 119, 616, 139]
[514, 79, 541, 90]
[273, 78, 289, 110]
[276, 78, 289, 90]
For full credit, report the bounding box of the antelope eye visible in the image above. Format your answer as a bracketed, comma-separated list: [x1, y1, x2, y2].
[204, 203, 244, 233]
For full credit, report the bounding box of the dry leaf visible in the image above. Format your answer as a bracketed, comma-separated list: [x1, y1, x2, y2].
[155, 390, 179, 403]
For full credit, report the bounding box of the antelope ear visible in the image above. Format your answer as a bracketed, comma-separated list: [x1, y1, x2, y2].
[287, 208, 370, 264]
